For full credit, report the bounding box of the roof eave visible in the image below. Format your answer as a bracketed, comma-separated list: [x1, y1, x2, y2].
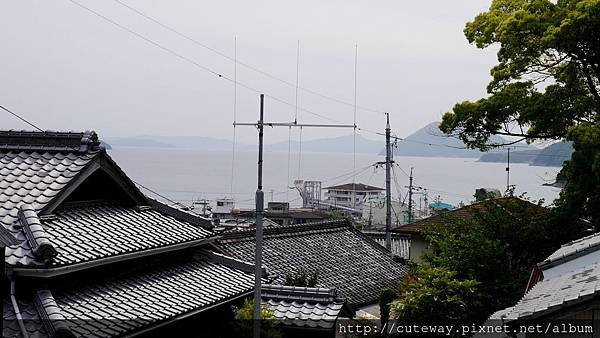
[123, 290, 253, 338]
[10, 236, 218, 278]
[538, 243, 600, 270]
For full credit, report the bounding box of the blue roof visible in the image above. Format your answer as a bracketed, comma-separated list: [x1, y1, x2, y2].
[428, 202, 456, 210]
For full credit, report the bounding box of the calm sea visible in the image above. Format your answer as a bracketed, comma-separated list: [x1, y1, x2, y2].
[108, 147, 562, 209]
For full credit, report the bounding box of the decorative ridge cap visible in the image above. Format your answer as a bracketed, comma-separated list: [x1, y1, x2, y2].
[219, 220, 349, 242]
[33, 289, 75, 338]
[261, 285, 347, 306]
[0, 129, 101, 154]
[18, 205, 57, 260]
[199, 249, 269, 278]
[147, 197, 212, 229]
[363, 231, 410, 239]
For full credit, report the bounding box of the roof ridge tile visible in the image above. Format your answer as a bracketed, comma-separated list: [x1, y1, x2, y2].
[18, 204, 57, 260]
[33, 289, 75, 338]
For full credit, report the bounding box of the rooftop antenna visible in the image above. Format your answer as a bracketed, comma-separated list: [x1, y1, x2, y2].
[229, 37, 238, 201]
[352, 44, 358, 209]
[384, 113, 392, 249]
[234, 95, 355, 338]
[287, 40, 300, 202]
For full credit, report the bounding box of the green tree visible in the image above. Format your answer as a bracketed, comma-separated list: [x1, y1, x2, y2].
[439, 0, 600, 227]
[421, 199, 580, 318]
[390, 265, 480, 336]
[379, 288, 397, 326]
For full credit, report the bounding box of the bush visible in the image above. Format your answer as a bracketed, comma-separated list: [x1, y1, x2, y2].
[284, 269, 318, 287]
[233, 298, 282, 338]
[379, 288, 397, 326]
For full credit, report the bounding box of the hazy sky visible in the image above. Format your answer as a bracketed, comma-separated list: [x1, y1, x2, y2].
[0, 0, 497, 144]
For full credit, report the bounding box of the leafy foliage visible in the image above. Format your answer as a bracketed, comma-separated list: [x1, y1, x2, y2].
[438, 0, 600, 226]
[379, 288, 397, 326]
[233, 298, 282, 338]
[390, 265, 480, 335]
[389, 199, 585, 330]
[421, 199, 584, 318]
[284, 269, 319, 287]
[555, 123, 600, 227]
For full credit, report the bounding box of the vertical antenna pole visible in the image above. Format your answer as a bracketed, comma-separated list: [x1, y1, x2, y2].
[253, 94, 265, 338]
[385, 113, 392, 250]
[287, 40, 300, 202]
[230, 36, 238, 200]
[352, 44, 358, 209]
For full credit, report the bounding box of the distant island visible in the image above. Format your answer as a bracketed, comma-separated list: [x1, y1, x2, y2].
[478, 142, 573, 167]
[103, 122, 571, 166]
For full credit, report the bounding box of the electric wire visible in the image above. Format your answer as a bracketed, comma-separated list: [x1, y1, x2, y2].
[111, 0, 386, 115]
[68, 0, 347, 125]
[0, 105, 43, 132]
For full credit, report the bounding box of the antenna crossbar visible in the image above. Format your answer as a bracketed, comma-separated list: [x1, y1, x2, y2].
[234, 122, 355, 128]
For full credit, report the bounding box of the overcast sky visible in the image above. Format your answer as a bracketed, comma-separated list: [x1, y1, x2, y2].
[0, 0, 496, 144]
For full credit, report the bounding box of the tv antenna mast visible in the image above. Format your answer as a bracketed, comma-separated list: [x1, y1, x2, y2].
[234, 95, 355, 338]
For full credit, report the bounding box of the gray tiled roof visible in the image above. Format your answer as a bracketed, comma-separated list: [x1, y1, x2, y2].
[219, 220, 406, 307]
[490, 262, 600, 322]
[4, 252, 257, 338]
[262, 285, 347, 329]
[1, 150, 99, 266]
[3, 298, 48, 338]
[1, 131, 212, 269]
[11, 204, 212, 267]
[539, 232, 600, 268]
[364, 231, 410, 259]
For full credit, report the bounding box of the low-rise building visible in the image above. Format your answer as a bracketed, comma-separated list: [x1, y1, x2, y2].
[322, 183, 384, 211]
[217, 220, 406, 312]
[0, 130, 262, 337]
[485, 232, 600, 337]
[392, 197, 546, 263]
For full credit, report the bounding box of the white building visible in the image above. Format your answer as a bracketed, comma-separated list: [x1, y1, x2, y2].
[323, 183, 384, 211]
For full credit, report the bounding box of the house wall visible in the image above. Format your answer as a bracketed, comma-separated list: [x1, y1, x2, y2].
[361, 199, 407, 230]
[325, 190, 383, 209]
[408, 234, 429, 263]
[543, 250, 600, 280]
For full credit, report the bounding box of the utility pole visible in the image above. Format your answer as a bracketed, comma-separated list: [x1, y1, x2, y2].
[385, 113, 392, 250]
[407, 168, 414, 223]
[233, 95, 355, 338]
[253, 94, 265, 338]
[506, 147, 511, 196]
[423, 190, 428, 217]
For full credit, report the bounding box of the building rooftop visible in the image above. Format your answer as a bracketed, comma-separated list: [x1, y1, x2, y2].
[0, 130, 258, 337]
[392, 197, 546, 235]
[322, 183, 384, 192]
[4, 251, 259, 337]
[218, 220, 406, 307]
[490, 262, 600, 323]
[538, 232, 600, 269]
[0, 131, 212, 271]
[262, 284, 350, 330]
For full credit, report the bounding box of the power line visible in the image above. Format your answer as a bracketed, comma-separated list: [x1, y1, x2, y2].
[132, 179, 190, 208]
[67, 0, 347, 125]
[111, 0, 386, 115]
[0, 105, 43, 132]
[361, 127, 574, 159]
